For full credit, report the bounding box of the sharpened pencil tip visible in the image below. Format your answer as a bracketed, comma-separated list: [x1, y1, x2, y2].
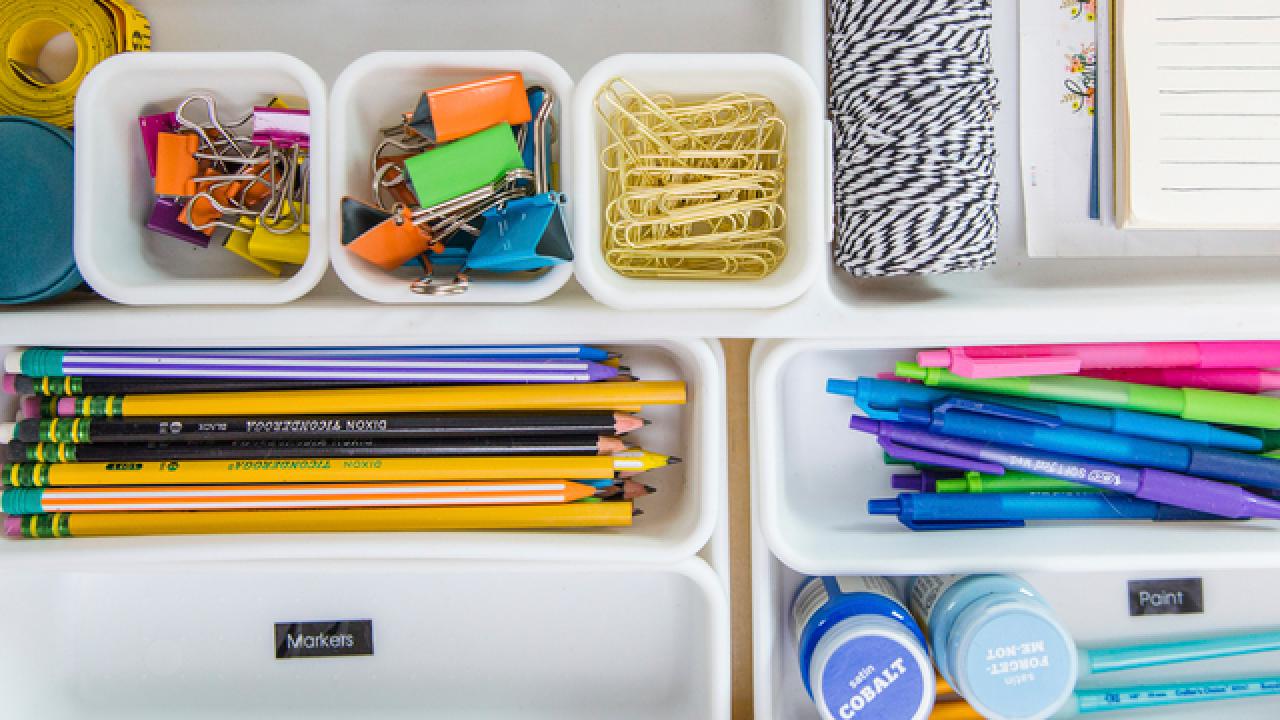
[607, 352, 621, 359]
[668, 456, 683, 465]
[642, 417, 652, 426]
[644, 484, 656, 493]
[633, 508, 644, 517]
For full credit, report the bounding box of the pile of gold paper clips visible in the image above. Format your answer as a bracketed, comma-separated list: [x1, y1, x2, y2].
[595, 77, 787, 280]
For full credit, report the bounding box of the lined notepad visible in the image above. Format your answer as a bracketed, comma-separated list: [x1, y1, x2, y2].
[1116, 0, 1280, 229]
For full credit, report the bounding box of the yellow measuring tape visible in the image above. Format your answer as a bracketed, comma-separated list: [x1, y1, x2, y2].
[0, 0, 151, 127]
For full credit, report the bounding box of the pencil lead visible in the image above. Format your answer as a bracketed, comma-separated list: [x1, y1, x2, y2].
[633, 508, 644, 517]
[642, 417, 652, 426]
[607, 352, 621, 359]
[617, 366, 631, 374]
[667, 456, 683, 465]
[644, 484, 657, 493]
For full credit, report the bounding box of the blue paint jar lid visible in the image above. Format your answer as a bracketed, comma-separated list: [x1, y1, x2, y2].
[948, 595, 1078, 720]
[0, 116, 80, 304]
[811, 615, 934, 720]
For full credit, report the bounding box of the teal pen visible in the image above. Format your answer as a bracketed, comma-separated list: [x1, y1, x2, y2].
[1083, 630, 1280, 677]
[1056, 676, 1280, 717]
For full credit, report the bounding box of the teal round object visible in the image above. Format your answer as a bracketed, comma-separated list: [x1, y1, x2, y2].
[0, 116, 80, 304]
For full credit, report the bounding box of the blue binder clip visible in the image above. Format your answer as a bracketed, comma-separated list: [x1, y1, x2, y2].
[465, 86, 572, 273]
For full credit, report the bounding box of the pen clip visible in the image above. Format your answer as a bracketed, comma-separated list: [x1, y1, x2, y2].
[878, 438, 1006, 475]
[897, 516, 1025, 531]
[949, 349, 1082, 378]
[930, 397, 1062, 427]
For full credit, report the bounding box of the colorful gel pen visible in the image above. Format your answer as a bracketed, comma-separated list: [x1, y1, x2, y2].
[894, 398, 1280, 491]
[893, 470, 1098, 494]
[828, 377, 1261, 451]
[916, 341, 1280, 379]
[1083, 367, 1280, 394]
[1081, 630, 1280, 678]
[847, 415, 1280, 519]
[1059, 676, 1280, 718]
[896, 362, 1280, 430]
[868, 492, 1224, 530]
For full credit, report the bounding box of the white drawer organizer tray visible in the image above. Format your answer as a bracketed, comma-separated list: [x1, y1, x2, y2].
[0, 553, 728, 720]
[11, 0, 1280, 340]
[752, 339, 1280, 576]
[753, 532, 1280, 720]
[0, 339, 723, 564]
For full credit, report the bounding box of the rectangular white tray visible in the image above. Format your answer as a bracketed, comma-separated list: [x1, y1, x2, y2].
[752, 339, 1280, 575]
[6, 0, 1280, 342]
[0, 553, 728, 719]
[754, 535, 1280, 720]
[0, 339, 724, 564]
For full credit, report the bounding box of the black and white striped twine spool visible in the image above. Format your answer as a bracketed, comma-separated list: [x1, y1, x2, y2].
[829, 0, 1000, 277]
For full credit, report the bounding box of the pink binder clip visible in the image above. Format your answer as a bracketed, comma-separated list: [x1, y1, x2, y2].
[251, 107, 310, 148]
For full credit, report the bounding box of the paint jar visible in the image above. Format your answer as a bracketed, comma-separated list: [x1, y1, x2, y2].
[909, 575, 1078, 720]
[793, 576, 935, 720]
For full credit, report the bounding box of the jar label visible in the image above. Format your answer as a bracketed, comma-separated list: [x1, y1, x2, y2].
[908, 575, 964, 626]
[822, 634, 925, 720]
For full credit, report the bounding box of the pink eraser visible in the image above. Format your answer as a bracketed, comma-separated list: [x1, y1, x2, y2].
[1, 374, 14, 394]
[4, 516, 21, 537]
[56, 397, 74, 417]
[19, 396, 40, 419]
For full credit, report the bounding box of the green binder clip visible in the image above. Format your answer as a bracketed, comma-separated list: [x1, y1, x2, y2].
[402, 122, 525, 208]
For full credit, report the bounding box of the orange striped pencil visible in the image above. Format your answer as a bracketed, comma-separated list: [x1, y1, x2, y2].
[1, 480, 599, 513]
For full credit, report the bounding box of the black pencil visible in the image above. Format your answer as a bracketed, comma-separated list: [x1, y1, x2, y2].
[12, 412, 649, 444]
[8, 436, 630, 463]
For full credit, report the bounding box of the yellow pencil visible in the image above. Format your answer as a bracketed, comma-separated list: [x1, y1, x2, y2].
[3, 451, 679, 487]
[57, 381, 687, 418]
[7, 502, 634, 538]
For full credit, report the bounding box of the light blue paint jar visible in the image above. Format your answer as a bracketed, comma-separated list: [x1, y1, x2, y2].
[909, 575, 1078, 720]
[793, 576, 935, 720]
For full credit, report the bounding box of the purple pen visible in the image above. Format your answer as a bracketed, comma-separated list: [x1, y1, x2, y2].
[849, 415, 1280, 520]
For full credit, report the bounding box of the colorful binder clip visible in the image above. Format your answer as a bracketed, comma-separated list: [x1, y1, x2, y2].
[404, 72, 531, 144]
[467, 88, 572, 272]
[140, 93, 312, 275]
[403, 122, 525, 208]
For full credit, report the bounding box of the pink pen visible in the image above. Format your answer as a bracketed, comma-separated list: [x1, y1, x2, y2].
[1082, 368, 1280, 394]
[916, 341, 1280, 379]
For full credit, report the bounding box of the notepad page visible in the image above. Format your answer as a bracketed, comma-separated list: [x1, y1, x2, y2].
[1118, 0, 1280, 229]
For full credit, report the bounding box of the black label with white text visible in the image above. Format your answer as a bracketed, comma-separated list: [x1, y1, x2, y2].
[274, 620, 374, 658]
[1128, 578, 1203, 616]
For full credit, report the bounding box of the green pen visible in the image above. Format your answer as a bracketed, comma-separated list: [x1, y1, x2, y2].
[896, 362, 1280, 430]
[935, 470, 1100, 494]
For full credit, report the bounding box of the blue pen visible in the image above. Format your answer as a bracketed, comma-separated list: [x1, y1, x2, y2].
[867, 492, 1222, 530]
[896, 398, 1280, 491]
[827, 377, 1262, 451]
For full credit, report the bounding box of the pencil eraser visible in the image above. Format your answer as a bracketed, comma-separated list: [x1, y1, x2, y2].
[4, 516, 20, 537]
[19, 396, 40, 419]
[3, 352, 21, 375]
[56, 397, 74, 417]
[0, 422, 13, 444]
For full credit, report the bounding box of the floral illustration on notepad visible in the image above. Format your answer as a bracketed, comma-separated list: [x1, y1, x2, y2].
[1062, 43, 1097, 115]
[1061, 0, 1096, 21]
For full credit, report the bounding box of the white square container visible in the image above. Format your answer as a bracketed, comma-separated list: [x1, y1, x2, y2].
[752, 339, 1280, 576]
[329, 51, 575, 304]
[0, 339, 722, 564]
[570, 53, 825, 310]
[0, 551, 728, 719]
[73, 52, 329, 305]
[753, 537, 1280, 720]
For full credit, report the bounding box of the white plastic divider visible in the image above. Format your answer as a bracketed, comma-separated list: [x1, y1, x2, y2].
[0, 339, 723, 564]
[753, 541, 1280, 720]
[571, 53, 824, 310]
[0, 553, 729, 719]
[73, 52, 329, 305]
[751, 339, 1280, 576]
[329, 51, 575, 304]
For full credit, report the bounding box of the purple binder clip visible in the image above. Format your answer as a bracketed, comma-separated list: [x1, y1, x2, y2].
[139, 111, 179, 177]
[147, 197, 210, 247]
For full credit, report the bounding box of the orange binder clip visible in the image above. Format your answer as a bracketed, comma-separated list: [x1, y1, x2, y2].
[153, 132, 200, 196]
[346, 205, 444, 271]
[404, 72, 532, 144]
